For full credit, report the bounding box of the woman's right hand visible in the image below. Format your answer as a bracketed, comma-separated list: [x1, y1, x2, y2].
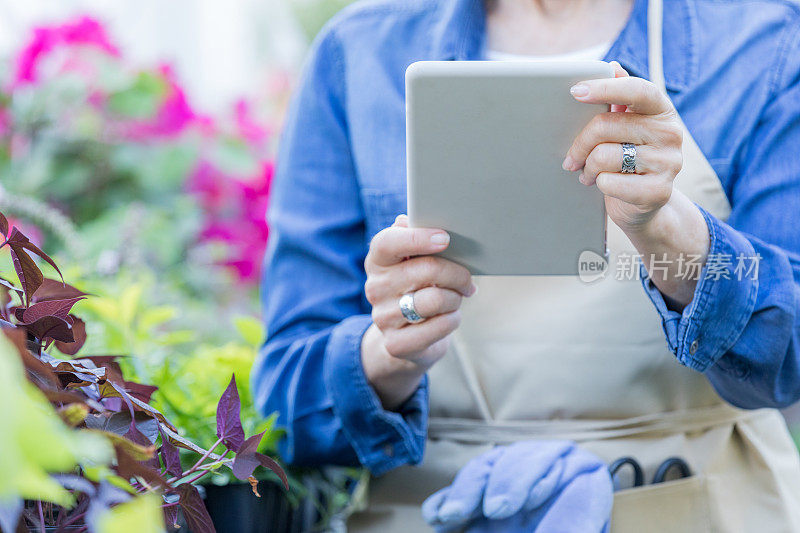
[361, 214, 477, 409]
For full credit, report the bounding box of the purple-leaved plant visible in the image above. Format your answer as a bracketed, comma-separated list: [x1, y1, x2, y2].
[0, 211, 287, 532]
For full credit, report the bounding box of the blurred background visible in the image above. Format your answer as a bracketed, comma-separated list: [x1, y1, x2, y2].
[0, 0, 357, 530]
[0, 0, 797, 530]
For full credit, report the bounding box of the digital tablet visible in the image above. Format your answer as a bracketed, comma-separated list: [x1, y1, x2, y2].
[405, 60, 614, 275]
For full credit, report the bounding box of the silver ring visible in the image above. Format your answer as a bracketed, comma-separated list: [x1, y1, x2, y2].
[621, 143, 637, 174]
[399, 293, 425, 324]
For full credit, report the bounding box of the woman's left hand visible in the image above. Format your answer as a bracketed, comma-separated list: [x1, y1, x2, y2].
[563, 63, 684, 233]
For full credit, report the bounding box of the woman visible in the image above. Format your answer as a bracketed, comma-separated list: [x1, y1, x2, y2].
[253, 0, 800, 530]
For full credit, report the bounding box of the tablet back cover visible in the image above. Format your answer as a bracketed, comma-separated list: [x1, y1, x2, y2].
[406, 60, 612, 275]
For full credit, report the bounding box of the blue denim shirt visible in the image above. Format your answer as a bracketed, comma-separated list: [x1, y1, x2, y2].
[252, 0, 800, 475]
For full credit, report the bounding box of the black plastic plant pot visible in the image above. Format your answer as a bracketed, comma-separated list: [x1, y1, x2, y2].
[201, 481, 319, 533]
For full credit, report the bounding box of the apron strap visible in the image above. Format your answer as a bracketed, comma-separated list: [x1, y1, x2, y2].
[451, 333, 494, 422]
[647, 0, 667, 92]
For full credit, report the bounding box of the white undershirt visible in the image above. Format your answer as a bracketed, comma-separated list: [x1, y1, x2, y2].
[486, 41, 611, 62]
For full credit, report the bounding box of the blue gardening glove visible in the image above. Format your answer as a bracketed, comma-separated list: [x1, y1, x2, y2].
[422, 440, 613, 533]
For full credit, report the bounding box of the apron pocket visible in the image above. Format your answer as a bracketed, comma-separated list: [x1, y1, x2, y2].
[610, 475, 712, 533]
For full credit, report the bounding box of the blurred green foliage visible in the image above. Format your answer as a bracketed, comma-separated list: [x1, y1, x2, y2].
[0, 11, 364, 523]
[290, 0, 358, 38]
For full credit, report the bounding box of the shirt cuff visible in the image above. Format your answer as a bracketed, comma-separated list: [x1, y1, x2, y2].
[640, 207, 759, 372]
[323, 314, 428, 476]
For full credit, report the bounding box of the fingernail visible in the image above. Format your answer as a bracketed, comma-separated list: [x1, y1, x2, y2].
[468, 282, 478, 297]
[484, 496, 512, 519]
[430, 232, 449, 245]
[570, 83, 589, 98]
[578, 172, 587, 185]
[562, 156, 576, 171]
[438, 501, 465, 522]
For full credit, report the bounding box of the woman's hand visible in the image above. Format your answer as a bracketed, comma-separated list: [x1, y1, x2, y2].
[361, 215, 476, 409]
[563, 62, 683, 231]
[564, 62, 711, 309]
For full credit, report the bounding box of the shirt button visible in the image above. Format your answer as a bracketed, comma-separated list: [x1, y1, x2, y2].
[689, 340, 699, 355]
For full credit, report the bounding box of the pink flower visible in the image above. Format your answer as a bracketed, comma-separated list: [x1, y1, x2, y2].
[123, 64, 196, 140]
[194, 114, 217, 138]
[187, 160, 227, 209]
[13, 16, 119, 87]
[189, 159, 272, 283]
[5, 217, 43, 246]
[234, 98, 270, 147]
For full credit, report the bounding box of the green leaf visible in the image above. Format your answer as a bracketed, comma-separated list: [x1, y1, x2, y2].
[0, 334, 113, 506]
[95, 493, 165, 533]
[139, 306, 177, 332]
[233, 315, 264, 347]
[107, 71, 167, 119]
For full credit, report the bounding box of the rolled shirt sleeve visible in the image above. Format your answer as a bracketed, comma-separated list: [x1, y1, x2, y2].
[325, 315, 428, 475]
[642, 20, 800, 409]
[640, 207, 758, 375]
[251, 21, 426, 475]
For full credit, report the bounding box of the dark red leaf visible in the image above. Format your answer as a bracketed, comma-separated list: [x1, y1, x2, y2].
[78, 355, 123, 365]
[41, 388, 88, 405]
[125, 381, 158, 404]
[55, 316, 87, 355]
[8, 227, 63, 283]
[56, 370, 95, 389]
[32, 278, 88, 303]
[114, 444, 170, 490]
[164, 504, 180, 531]
[86, 412, 159, 444]
[255, 453, 289, 491]
[159, 428, 183, 478]
[125, 421, 160, 470]
[21, 297, 85, 323]
[230, 431, 289, 490]
[0, 276, 22, 300]
[127, 392, 177, 431]
[22, 315, 74, 343]
[0, 326, 50, 380]
[8, 245, 43, 305]
[48, 358, 105, 378]
[20, 348, 61, 390]
[216, 374, 245, 451]
[231, 432, 263, 480]
[129, 415, 160, 445]
[82, 356, 123, 384]
[177, 484, 216, 533]
[0, 212, 8, 238]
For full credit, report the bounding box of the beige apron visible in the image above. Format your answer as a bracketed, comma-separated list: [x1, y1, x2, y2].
[348, 0, 800, 530]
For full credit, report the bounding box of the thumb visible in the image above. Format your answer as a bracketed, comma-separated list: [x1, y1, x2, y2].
[392, 214, 409, 228]
[609, 61, 629, 112]
[609, 60, 629, 78]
